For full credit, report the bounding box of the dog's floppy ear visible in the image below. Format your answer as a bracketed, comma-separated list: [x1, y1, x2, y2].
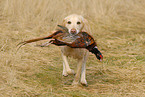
[81, 17, 92, 34]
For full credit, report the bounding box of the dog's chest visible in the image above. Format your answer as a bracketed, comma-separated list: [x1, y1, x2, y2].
[61, 46, 87, 59]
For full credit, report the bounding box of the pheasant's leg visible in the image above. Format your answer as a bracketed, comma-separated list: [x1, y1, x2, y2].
[36, 39, 55, 47]
[41, 41, 51, 47]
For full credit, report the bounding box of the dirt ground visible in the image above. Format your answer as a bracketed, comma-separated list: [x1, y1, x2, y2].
[0, 0, 145, 96]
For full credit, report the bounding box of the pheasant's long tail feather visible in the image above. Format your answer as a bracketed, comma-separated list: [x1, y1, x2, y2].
[17, 35, 53, 51]
[16, 41, 27, 51]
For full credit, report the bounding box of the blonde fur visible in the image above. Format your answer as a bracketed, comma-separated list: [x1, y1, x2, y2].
[61, 14, 91, 86]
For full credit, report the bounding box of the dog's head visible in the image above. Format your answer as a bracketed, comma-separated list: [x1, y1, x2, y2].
[63, 14, 84, 35]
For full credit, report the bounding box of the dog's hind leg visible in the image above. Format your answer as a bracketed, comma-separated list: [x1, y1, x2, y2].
[72, 57, 84, 86]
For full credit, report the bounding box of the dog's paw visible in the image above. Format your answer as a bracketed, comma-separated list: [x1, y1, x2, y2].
[62, 73, 68, 77]
[62, 70, 68, 77]
[67, 69, 75, 75]
[81, 80, 88, 87]
[72, 81, 80, 87]
[81, 82, 88, 87]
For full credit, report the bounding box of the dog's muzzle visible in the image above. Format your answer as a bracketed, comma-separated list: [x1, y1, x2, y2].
[70, 28, 77, 34]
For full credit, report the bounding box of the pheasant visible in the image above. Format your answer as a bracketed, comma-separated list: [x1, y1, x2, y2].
[18, 25, 103, 61]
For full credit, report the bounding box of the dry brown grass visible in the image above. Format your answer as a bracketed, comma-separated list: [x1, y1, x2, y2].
[0, 0, 145, 96]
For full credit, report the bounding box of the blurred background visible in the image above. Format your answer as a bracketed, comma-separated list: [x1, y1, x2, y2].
[0, 0, 145, 96]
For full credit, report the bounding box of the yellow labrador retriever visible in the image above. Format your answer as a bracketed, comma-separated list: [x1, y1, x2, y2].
[61, 14, 90, 86]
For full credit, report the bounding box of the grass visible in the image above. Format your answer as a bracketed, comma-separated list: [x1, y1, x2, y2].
[0, 0, 145, 96]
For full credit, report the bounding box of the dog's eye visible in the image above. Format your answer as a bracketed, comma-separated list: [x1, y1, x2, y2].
[67, 21, 71, 24]
[77, 21, 81, 24]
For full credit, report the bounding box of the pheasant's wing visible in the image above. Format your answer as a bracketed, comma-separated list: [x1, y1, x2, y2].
[81, 32, 95, 46]
[67, 32, 95, 48]
[53, 32, 79, 43]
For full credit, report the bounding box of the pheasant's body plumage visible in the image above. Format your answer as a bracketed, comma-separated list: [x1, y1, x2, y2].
[18, 25, 103, 61]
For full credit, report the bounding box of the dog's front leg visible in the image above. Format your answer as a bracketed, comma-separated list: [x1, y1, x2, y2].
[61, 51, 75, 76]
[80, 52, 88, 86]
